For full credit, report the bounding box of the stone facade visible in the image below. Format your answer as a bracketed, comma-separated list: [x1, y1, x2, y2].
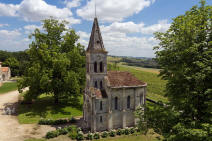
[83, 18, 147, 132]
[0, 62, 11, 82]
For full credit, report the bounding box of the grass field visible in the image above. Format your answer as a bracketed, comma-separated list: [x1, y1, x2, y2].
[0, 81, 18, 94]
[18, 94, 83, 124]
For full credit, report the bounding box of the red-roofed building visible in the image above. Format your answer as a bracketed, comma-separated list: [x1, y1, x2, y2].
[83, 18, 147, 132]
[0, 62, 11, 82]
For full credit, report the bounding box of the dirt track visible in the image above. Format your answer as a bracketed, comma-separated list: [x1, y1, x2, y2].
[0, 90, 54, 141]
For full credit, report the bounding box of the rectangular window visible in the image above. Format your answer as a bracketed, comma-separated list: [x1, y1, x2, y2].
[100, 116, 103, 123]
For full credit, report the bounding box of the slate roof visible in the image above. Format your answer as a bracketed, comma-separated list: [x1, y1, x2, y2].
[1, 67, 9, 72]
[107, 71, 146, 88]
[86, 18, 107, 53]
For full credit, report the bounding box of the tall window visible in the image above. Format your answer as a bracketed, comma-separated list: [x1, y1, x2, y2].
[115, 97, 118, 110]
[94, 62, 97, 72]
[127, 96, 130, 109]
[95, 81, 98, 88]
[100, 116, 103, 123]
[100, 101, 103, 110]
[100, 62, 103, 72]
[87, 63, 89, 73]
[140, 94, 143, 105]
[100, 81, 103, 89]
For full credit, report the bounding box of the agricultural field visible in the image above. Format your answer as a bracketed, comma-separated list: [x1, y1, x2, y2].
[0, 81, 18, 94]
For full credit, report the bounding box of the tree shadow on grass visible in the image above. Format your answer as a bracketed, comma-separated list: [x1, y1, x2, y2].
[17, 95, 82, 121]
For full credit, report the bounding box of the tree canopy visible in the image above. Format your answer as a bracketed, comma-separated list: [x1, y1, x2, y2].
[142, 0, 212, 140]
[18, 18, 85, 104]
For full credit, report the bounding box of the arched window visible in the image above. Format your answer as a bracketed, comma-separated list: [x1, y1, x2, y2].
[140, 94, 143, 105]
[100, 116, 103, 122]
[115, 97, 118, 110]
[127, 96, 130, 109]
[100, 81, 103, 89]
[100, 101, 103, 110]
[95, 81, 98, 88]
[94, 62, 97, 73]
[100, 62, 103, 72]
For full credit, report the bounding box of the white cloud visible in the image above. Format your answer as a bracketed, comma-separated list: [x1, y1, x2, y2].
[77, 0, 155, 22]
[0, 24, 9, 28]
[64, 0, 81, 8]
[23, 25, 43, 34]
[100, 20, 170, 35]
[0, 29, 29, 51]
[0, 3, 19, 17]
[0, 0, 80, 24]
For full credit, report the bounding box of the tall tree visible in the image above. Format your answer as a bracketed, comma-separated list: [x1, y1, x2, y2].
[151, 0, 212, 140]
[18, 18, 85, 104]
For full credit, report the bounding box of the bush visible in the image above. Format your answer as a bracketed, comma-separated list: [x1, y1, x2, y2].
[45, 131, 59, 139]
[93, 132, 100, 139]
[124, 128, 130, 135]
[109, 130, 116, 137]
[76, 132, 84, 141]
[38, 118, 69, 125]
[101, 131, 108, 138]
[129, 127, 135, 134]
[116, 129, 122, 135]
[69, 130, 78, 140]
[70, 117, 77, 123]
[77, 127, 82, 133]
[86, 132, 93, 140]
[58, 128, 68, 135]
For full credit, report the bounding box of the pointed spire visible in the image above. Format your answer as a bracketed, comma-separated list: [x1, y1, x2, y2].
[86, 18, 107, 53]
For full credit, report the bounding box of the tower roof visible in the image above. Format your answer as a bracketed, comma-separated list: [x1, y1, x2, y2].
[86, 18, 107, 53]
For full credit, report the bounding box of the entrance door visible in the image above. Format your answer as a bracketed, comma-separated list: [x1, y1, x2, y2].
[2, 74, 5, 81]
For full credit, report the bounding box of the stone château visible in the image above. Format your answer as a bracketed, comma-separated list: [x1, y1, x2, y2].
[83, 17, 147, 132]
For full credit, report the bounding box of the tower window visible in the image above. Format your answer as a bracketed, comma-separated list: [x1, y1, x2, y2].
[100, 116, 103, 123]
[100, 81, 103, 89]
[115, 97, 118, 110]
[140, 94, 143, 105]
[100, 101, 103, 110]
[94, 62, 97, 73]
[100, 62, 103, 72]
[97, 40, 100, 44]
[127, 96, 130, 109]
[95, 81, 98, 88]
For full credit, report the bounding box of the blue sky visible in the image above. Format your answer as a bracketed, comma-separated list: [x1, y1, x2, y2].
[0, 0, 211, 57]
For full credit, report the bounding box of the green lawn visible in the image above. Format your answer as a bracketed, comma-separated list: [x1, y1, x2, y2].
[0, 81, 18, 94]
[18, 94, 83, 124]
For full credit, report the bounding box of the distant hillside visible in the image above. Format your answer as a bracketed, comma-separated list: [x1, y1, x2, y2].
[108, 55, 160, 69]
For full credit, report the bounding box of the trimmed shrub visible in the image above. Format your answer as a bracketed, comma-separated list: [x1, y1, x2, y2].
[38, 118, 69, 125]
[77, 127, 82, 133]
[129, 127, 135, 134]
[76, 132, 84, 141]
[45, 130, 59, 139]
[86, 132, 93, 140]
[93, 132, 100, 139]
[101, 131, 108, 138]
[58, 128, 68, 135]
[116, 129, 122, 135]
[109, 130, 116, 137]
[69, 130, 78, 140]
[124, 128, 130, 135]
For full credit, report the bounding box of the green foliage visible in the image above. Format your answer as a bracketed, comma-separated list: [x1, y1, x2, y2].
[38, 118, 70, 125]
[0, 50, 30, 77]
[129, 127, 135, 134]
[18, 18, 85, 104]
[123, 128, 130, 135]
[109, 130, 116, 137]
[87, 132, 93, 140]
[45, 130, 59, 139]
[76, 132, 84, 140]
[147, 0, 212, 140]
[101, 131, 108, 138]
[116, 129, 122, 136]
[93, 132, 100, 139]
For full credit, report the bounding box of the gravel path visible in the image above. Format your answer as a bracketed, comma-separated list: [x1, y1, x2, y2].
[0, 90, 55, 141]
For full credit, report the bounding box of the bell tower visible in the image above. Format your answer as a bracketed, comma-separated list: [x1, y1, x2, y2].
[85, 17, 108, 90]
